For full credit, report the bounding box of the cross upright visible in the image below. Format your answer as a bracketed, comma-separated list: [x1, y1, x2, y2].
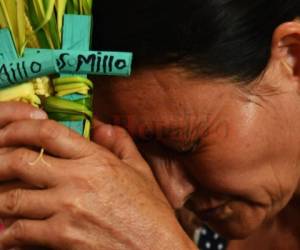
[0, 14, 132, 137]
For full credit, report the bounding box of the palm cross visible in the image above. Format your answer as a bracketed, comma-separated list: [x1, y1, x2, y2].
[0, 14, 132, 137]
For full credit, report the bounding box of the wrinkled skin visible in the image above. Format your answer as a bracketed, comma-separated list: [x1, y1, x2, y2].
[0, 21, 300, 250]
[93, 64, 300, 241]
[91, 21, 300, 248]
[0, 102, 195, 250]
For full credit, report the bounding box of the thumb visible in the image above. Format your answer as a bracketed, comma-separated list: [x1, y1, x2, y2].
[92, 120, 144, 165]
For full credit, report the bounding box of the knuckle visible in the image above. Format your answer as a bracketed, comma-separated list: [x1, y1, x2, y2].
[10, 148, 31, 173]
[62, 197, 83, 218]
[114, 126, 129, 137]
[75, 141, 94, 159]
[10, 220, 26, 243]
[4, 189, 23, 214]
[57, 222, 80, 244]
[38, 120, 64, 142]
[114, 126, 132, 142]
[59, 223, 72, 241]
[59, 185, 93, 219]
[0, 126, 8, 145]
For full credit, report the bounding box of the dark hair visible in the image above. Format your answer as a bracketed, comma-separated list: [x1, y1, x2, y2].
[92, 0, 300, 82]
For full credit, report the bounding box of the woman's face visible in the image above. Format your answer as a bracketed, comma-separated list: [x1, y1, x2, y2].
[93, 66, 300, 239]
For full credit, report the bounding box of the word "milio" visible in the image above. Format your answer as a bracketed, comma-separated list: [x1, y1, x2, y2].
[56, 51, 132, 76]
[25, 49, 132, 76]
[0, 50, 132, 88]
[0, 57, 56, 87]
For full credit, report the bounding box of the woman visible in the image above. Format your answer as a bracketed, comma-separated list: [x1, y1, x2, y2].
[0, 0, 299, 249]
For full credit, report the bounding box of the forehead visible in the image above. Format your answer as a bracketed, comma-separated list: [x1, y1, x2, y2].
[93, 67, 240, 137]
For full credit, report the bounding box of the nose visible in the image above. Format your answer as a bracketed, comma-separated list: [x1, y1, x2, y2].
[137, 141, 197, 209]
[164, 169, 196, 209]
[149, 157, 197, 209]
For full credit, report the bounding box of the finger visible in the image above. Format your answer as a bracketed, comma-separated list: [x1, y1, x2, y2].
[0, 148, 58, 187]
[0, 119, 92, 159]
[0, 189, 54, 219]
[0, 182, 36, 232]
[0, 220, 56, 250]
[0, 102, 47, 128]
[93, 120, 146, 164]
[92, 120, 116, 152]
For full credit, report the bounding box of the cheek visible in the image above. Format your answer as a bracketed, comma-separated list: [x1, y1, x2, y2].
[186, 117, 299, 204]
[180, 152, 272, 238]
[182, 120, 300, 237]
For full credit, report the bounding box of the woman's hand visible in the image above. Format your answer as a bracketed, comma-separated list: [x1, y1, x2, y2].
[0, 102, 196, 250]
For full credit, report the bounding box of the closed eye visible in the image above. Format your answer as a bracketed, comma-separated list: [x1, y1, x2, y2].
[159, 138, 202, 155]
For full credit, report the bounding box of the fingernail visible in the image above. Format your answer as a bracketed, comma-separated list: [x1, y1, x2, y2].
[30, 110, 48, 120]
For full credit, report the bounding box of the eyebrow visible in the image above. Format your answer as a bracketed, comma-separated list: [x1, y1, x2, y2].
[160, 137, 201, 154]
[134, 124, 200, 153]
[126, 115, 207, 149]
[134, 125, 189, 141]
